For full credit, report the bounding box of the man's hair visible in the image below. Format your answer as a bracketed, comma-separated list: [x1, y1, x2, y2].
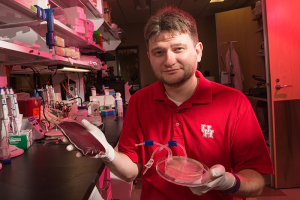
[144, 6, 199, 49]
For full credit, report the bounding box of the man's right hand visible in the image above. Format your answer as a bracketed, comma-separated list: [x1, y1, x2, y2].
[65, 119, 115, 162]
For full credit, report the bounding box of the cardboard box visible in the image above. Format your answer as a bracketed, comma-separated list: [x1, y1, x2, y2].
[54, 35, 65, 47]
[73, 25, 86, 34]
[91, 0, 97, 7]
[64, 47, 75, 57]
[70, 18, 85, 27]
[72, 51, 80, 59]
[9, 129, 33, 149]
[54, 46, 65, 56]
[64, 6, 86, 20]
[85, 20, 94, 39]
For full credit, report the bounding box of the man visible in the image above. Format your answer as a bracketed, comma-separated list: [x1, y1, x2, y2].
[69, 7, 273, 200]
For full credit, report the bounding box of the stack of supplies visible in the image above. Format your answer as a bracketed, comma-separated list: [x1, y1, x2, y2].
[64, 7, 87, 35]
[54, 35, 66, 57]
[85, 20, 94, 41]
[53, 36, 80, 59]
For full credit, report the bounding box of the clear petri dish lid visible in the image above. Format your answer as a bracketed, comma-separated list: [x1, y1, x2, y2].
[156, 156, 210, 187]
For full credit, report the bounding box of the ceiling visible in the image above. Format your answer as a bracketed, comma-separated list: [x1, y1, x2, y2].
[105, 0, 253, 25]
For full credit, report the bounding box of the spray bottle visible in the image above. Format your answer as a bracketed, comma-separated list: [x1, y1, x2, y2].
[115, 92, 123, 117]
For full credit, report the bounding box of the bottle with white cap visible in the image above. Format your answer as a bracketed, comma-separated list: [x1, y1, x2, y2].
[91, 99, 100, 116]
[115, 92, 123, 117]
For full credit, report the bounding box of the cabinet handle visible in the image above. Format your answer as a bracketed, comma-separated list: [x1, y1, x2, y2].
[275, 84, 293, 90]
[98, 179, 111, 191]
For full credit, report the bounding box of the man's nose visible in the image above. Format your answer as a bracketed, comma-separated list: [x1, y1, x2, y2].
[163, 51, 176, 67]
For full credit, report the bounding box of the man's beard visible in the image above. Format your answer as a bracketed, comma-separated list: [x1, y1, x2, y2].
[158, 66, 195, 87]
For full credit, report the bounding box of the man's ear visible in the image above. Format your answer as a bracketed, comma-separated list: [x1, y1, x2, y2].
[147, 51, 150, 59]
[196, 42, 203, 62]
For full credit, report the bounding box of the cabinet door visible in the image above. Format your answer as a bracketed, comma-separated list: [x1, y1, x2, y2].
[264, 0, 300, 188]
[97, 166, 112, 200]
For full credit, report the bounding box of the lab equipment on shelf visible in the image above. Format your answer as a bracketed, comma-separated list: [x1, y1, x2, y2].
[0, 88, 24, 161]
[136, 140, 210, 187]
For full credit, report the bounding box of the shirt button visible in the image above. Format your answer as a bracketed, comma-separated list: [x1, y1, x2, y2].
[176, 110, 179, 113]
[176, 123, 180, 126]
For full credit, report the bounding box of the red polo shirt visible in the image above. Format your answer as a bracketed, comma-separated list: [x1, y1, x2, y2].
[118, 71, 273, 200]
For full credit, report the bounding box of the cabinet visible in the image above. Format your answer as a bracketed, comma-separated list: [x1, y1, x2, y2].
[215, 6, 263, 94]
[0, 0, 121, 73]
[215, 6, 268, 132]
[216, 0, 300, 189]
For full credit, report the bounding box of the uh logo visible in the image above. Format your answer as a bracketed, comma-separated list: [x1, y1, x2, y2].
[201, 124, 214, 138]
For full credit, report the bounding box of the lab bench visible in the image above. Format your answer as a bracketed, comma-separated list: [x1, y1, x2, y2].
[0, 116, 123, 200]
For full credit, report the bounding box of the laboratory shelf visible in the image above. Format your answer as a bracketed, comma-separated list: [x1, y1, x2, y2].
[0, 40, 52, 62]
[102, 21, 119, 40]
[81, 0, 103, 18]
[257, 51, 265, 57]
[0, 40, 104, 72]
[0, 0, 120, 71]
[0, 20, 43, 29]
[255, 27, 264, 33]
[0, 0, 40, 21]
[51, 54, 103, 70]
[0, 19, 106, 53]
[50, 0, 103, 18]
[33, 19, 106, 53]
[50, 0, 120, 40]
[245, 94, 267, 102]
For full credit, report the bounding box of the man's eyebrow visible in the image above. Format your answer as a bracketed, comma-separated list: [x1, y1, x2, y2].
[170, 43, 187, 48]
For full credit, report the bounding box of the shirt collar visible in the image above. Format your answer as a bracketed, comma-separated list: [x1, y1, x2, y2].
[153, 70, 212, 104]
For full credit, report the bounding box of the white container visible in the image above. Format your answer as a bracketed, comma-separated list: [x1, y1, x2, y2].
[76, 106, 88, 123]
[104, 87, 109, 96]
[91, 87, 96, 96]
[115, 92, 123, 117]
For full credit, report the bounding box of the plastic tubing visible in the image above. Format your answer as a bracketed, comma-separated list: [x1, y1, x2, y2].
[136, 141, 173, 175]
[69, 97, 83, 106]
[167, 141, 187, 159]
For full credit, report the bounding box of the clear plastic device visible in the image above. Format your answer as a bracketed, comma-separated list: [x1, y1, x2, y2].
[136, 140, 210, 187]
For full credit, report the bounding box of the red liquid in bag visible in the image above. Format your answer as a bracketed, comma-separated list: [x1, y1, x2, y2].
[58, 121, 105, 157]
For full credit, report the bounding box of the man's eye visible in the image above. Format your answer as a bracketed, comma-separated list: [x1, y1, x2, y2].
[175, 47, 184, 52]
[154, 51, 163, 56]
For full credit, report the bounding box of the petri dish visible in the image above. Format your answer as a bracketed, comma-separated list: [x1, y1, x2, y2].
[156, 156, 210, 187]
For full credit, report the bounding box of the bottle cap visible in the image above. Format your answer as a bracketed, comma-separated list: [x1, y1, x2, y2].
[78, 106, 87, 110]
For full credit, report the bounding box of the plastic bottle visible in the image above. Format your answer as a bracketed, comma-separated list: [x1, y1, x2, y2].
[115, 92, 123, 117]
[91, 99, 100, 116]
[76, 106, 88, 123]
[99, 33, 103, 47]
[68, 104, 78, 120]
[91, 87, 96, 96]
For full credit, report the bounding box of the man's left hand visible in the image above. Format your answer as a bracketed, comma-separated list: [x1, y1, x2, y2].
[189, 164, 236, 196]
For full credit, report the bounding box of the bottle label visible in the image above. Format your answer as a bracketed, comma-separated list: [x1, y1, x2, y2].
[115, 99, 123, 117]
